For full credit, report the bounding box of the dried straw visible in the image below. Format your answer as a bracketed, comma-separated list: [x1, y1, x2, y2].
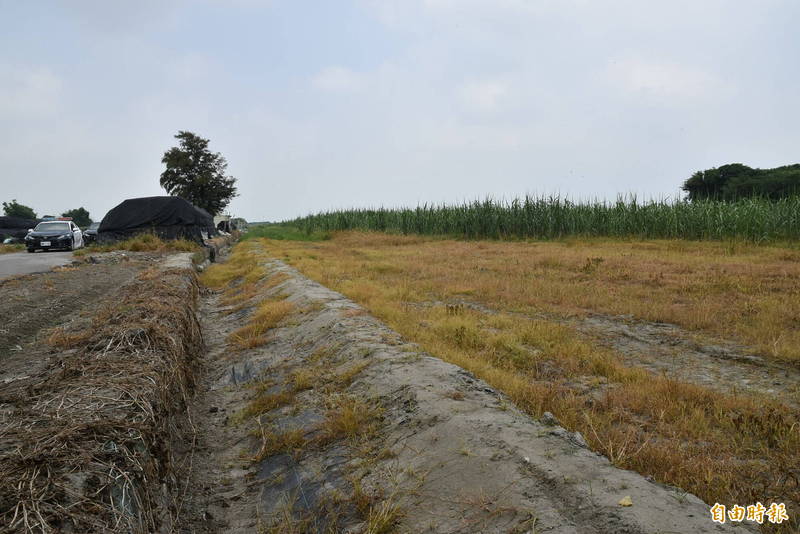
[0, 267, 202, 533]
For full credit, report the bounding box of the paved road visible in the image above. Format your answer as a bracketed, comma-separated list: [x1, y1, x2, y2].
[0, 251, 74, 279]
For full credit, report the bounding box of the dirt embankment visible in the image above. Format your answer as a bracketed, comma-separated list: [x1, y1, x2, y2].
[186, 255, 754, 533]
[0, 254, 201, 533]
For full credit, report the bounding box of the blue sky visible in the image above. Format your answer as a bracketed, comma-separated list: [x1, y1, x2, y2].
[1, 0, 798, 221]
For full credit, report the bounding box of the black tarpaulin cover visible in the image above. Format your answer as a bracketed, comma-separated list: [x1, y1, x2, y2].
[0, 216, 40, 239]
[98, 196, 216, 244]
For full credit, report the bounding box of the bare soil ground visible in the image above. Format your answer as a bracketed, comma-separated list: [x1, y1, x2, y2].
[576, 314, 800, 404]
[184, 255, 754, 533]
[0, 255, 149, 387]
[0, 262, 138, 349]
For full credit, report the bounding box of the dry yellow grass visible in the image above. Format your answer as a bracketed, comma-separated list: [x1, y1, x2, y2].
[256, 232, 800, 532]
[219, 281, 261, 309]
[321, 396, 381, 443]
[365, 499, 403, 534]
[234, 390, 295, 423]
[219, 273, 289, 314]
[0, 244, 24, 254]
[74, 233, 200, 255]
[290, 367, 316, 391]
[254, 427, 307, 461]
[268, 232, 800, 362]
[227, 298, 294, 349]
[46, 327, 93, 348]
[199, 239, 266, 288]
[201, 242, 295, 349]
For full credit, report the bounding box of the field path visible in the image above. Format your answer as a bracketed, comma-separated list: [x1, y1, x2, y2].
[0, 250, 74, 280]
[184, 253, 754, 533]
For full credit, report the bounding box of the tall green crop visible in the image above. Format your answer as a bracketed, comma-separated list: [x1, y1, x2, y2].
[285, 195, 800, 242]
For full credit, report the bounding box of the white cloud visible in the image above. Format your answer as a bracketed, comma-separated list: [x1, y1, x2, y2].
[457, 80, 509, 112]
[428, 121, 525, 150]
[0, 65, 62, 119]
[168, 54, 216, 81]
[421, 0, 562, 14]
[311, 66, 366, 93]
[606, 59, 725, 102]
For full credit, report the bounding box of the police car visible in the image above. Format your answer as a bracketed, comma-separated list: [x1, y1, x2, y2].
[25, 218, 84, 252]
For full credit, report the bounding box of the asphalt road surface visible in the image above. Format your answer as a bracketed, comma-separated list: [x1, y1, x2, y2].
[0, 251, 74, 280]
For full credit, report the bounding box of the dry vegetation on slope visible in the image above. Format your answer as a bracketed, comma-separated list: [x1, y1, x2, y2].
[200, 240, 295, 350]
[0, 264, 201, 533]
[74, 234, 201, 256]
[192, 242, 750, 533]
[257, 232, 800, 532]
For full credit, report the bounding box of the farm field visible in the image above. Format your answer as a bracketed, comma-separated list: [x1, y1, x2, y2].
[186, 239, 758, 533]
[287, 195, 800, 242]
[255, 230, 800, 531]
[2, 233, 793, 532]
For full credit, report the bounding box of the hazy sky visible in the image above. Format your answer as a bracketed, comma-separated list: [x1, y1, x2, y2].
[1, 1, 798, 221]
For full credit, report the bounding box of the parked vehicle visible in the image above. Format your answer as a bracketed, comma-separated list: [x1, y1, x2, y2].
[25, 220, 84, 252]
[83, 221, 100, 244]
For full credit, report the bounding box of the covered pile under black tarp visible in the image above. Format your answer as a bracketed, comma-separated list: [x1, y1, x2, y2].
[98, 196, 216, 244]
[0, 216, 39, 239]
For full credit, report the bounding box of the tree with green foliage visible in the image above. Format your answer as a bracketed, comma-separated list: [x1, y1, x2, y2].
[159, 131, 238, 216]
[2, 199, 37, 219]
[682, 163, 800, 201]
[61, 207, 93, 227]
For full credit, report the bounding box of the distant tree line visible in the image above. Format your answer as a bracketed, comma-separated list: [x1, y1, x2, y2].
[2, 200, 93, 226]
[2, 200, 36, 220]
[682, 163, 800, 201]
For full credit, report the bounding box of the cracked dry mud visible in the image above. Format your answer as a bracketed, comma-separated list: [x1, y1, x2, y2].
[184, 256, 754, 533]
[576, 314, 800, 407]
[412, 298, 800, 407]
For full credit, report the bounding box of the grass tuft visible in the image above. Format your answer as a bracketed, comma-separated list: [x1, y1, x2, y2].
[254, 428, 308, 461]
[227, 298, 294, 350]
[365, 499, 403, 534]
[232, 390, 295, 424]
[290, 368, 316, 392]
[0, 244, 24, 254]
[321, 396, 381, 444]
